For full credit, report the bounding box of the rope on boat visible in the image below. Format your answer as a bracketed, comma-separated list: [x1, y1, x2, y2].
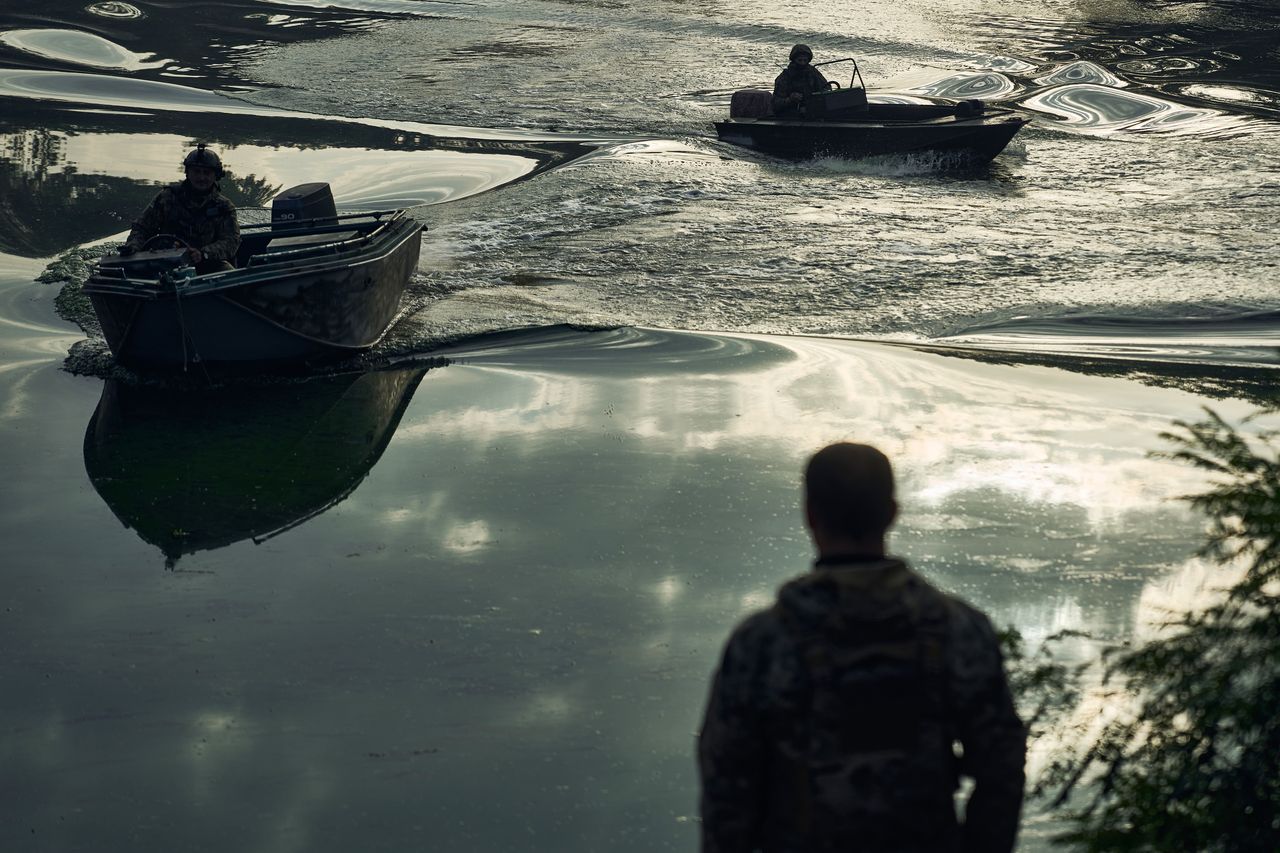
[168, 267, 210, 380]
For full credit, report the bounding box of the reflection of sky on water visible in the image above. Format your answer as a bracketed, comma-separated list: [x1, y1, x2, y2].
[424, 331, 1230, 531]
[877, 62, 1271, 138]
[0, 254, 83, 412]
[1, 327, 1271, 850]
[1019, 81, 1255, 135]
[902, 71, 1020, 100]
[383, 330, 1247, 644]
[0, 28, 168, 71]
[1032, 60, 1124, 88]
[0, 68, 619, 143]
[264, 0, 468, 14]
[1178, 82, 1280, 109]
[0, 68, 299, 116]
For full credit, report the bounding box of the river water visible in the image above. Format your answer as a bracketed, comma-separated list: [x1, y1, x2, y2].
[1, 1, 1278, 850]
[4, 0, 1279, 358]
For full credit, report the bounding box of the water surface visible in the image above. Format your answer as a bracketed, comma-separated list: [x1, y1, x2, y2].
[2, 0, 1279, 849]
[3, 327, 1267, 851]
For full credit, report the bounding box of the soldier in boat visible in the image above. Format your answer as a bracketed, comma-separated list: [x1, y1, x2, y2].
[121, 143, 240, 274]
[773, 44, 830, 115]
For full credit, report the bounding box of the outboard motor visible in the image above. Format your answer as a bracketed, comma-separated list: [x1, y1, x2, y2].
[271, 183, 337, 230]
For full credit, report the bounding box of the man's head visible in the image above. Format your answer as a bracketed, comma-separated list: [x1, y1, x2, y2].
[182, 143, 224, 192]
[789, 44, 813, 64]
[804, 443, 897, 550]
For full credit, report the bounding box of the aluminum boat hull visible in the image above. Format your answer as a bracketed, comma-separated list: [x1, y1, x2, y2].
[85, 212, 423, 372]
[715, 104, 1029, 165]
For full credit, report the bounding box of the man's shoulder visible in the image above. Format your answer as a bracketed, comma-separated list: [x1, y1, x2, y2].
[723, 562, 1001, 650]
[151, 184, 182, 204]
[724, 602, 790, 653]
[211, 189, 236, 213]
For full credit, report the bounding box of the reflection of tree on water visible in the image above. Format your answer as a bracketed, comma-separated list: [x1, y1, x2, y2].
[0, 125, 279, 257]
[83, 365, 434, 567]
[1015, 407, 1280, 850]
[0, 102, 596, 256]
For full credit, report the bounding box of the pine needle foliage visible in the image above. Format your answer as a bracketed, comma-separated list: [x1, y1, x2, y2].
[1044, 407, 1280, 852]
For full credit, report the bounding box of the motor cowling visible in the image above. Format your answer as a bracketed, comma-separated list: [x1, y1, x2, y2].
[271, 183, 338, 230]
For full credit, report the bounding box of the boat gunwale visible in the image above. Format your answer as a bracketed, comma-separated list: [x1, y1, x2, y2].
[715, 111, 1029, 131]
[84, 216, 423, 301]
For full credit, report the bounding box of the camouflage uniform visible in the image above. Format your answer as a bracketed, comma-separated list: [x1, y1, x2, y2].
[698, 556, 1026, 853]
[125, 180, 240, 268]
[772, 64, 829, 114]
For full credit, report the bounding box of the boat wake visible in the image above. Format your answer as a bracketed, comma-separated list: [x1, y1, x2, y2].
[938, 307, 1280, 369]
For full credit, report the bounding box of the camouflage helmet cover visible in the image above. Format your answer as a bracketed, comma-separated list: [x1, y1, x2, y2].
[182, 143, 225, 179]
[789, 43, 813, 61]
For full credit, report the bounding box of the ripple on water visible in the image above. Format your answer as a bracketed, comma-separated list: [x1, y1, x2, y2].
[937, 308, 1280, 369]
[0, 68, 285, 114]
[1032, 60, 1124, 88]
[0, 29, 167, 71]
[86, 2, 142, 19]
[1174, 83, 1280, 114]
[252, 0, 460, 14]
[904, 72, 1019, 101]
[977, 56, 1038, 75]
[1116, 56, 1221, 76]
[1018, 82, 1257, 136]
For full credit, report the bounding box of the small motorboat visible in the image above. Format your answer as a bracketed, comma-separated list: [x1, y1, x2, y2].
[715, 58, 1029, 166]
[84, 182, 424, 372]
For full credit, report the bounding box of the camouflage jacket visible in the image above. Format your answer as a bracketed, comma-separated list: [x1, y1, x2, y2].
[698, 557, 1026, 853]
[125, 181, 240, 262]
[772, 64, 829, 110]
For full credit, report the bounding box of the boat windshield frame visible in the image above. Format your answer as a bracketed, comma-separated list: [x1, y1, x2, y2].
[811, 57, 866, 92]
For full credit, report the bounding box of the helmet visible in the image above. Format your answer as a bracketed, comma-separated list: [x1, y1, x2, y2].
[182, 143, 225, 179]
[789, 43, 813, 61]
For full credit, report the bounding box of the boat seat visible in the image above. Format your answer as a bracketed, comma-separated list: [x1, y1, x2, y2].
[730, 89, 774, 118]
[806, 87, 869, 120]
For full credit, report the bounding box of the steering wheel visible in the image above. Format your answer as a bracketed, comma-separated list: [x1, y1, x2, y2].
[141, 234, 190, 252]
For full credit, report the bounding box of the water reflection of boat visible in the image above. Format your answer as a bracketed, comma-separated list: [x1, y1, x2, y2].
[715, 58, 1029, 165]
[83, 183, 423, 372]
[83, 365, 432, 566]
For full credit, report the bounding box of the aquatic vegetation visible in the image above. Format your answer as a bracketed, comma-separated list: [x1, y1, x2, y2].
[1029, 407, 1280, 851]
[41, 245, 105, 338]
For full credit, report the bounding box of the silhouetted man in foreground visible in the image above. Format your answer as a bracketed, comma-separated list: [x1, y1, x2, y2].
[698, 443, 1026, 853]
